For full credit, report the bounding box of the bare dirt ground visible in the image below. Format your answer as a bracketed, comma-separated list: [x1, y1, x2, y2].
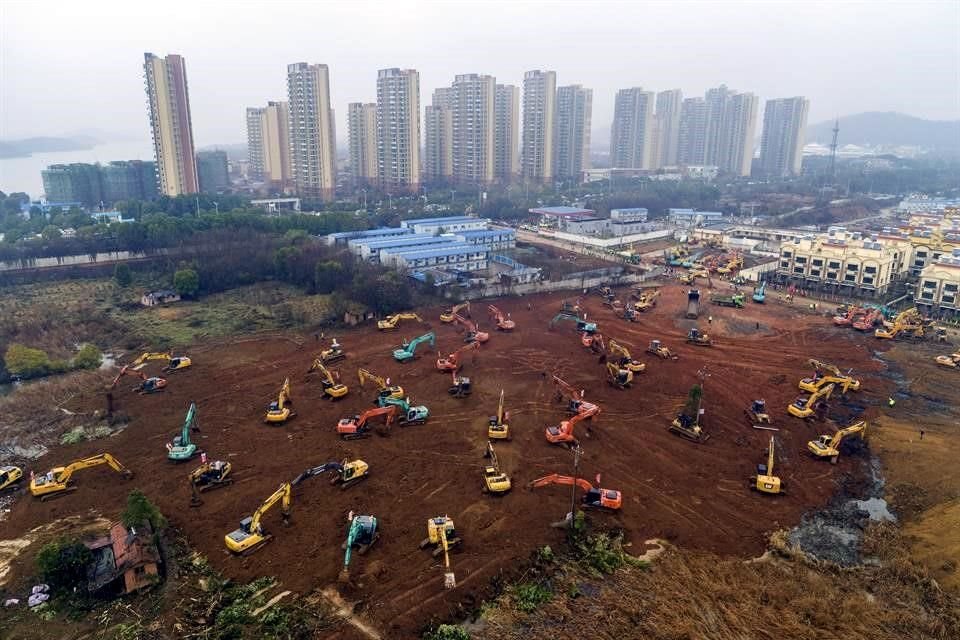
[0, 280, 895, 638]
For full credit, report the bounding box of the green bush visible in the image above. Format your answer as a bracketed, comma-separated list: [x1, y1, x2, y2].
[36, 538, 93, 590]
[423, 625, 470, 640]
[511, 582, 553, 613]
[4, 343, 50, 378]
[122, 490, 166, 530]
[173, 267, 200, 297]
[73, 343, 102, 370]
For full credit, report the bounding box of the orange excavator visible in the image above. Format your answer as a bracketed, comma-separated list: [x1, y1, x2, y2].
[552, 375, 599, 416]
[453, 313, 489, 344]
[853, 308, 883, 332]
[436, 341, 480, 372]
[110, 365, 167, 394]
[581, 331, 605, 352]
[833, 306, 863, 327]
[528, 474, 622, 510]
[488, 305, 516, 331]
[545, 403, 600, 446]
[336, 405, 398, 439]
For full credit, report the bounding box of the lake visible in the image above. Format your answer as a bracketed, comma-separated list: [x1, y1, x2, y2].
[0, 140, 155, 199]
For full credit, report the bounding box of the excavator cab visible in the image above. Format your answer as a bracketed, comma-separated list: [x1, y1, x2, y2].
[164, 356, 192, 372]
[139, 377, 167, 393]
[747, 399, 770, 424]
[583, 487, 623, 510]
[0, 465, 23, 492]
[420, 516, 462, 556]
[449, 374, 471, 398]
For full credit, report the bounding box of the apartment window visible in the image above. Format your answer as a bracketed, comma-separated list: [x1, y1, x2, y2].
[946, 284, 959, 293]
[780, 261, 790, 269]
[844, 274, 857, 282]
[795, 256, 807, 264]
[943, 295, 956, 304]
[846, 264, 859, 272]
[781, 251, 793, 258]
[916, 251, 928, 258]
[923, 280, 937, 289]
[794, 266, 805, 274]
[864, 266, 877, 274]
[862, 276, 874, 285]
[812, 259, 823, 267]
[914, 260, 926, 267]
[828, 261, 841, 269]
[921, 291, 934, 300]
[810, 269, 821, 277]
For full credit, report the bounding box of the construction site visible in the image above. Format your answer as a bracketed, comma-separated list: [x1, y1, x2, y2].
[7, 259, 948, 638]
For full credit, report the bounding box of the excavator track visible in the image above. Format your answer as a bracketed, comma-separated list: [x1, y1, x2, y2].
[240, 535, 275, 556]
[39, 486, 79, 502]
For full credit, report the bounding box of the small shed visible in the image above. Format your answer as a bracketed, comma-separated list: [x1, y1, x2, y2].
[85, 521, 161, 594]
[141, 290, 181, 307]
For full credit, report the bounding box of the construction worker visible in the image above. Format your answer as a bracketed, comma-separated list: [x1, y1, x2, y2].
[888, 396, 896, 407]
[708, 315, 713, 325]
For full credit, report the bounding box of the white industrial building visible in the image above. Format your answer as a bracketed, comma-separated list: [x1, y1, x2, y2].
[380, 244, 489, 271]
[400, 215, 490, 234]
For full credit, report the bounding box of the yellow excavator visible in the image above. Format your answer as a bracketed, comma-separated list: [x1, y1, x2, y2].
[131, 351, 192, 372]
[633, 289, 660, 312]
[935, 352, 960, 369]
[482, 441, 511, 495]
[646, 339, 679, 360]
[488, 389, 511, 440]
[357, 368, 404, 403]
[30, 453, 133, 500]
[440, 302, 470, 323]
[606, 362, 633, 389]
[378, 312, 423, 331]
[307, 360, 348, 399]
[750, 435, 783, 494]
[225, 482, 291, 554]
[188, 460, 233, 507]
[808, 421, 867, 464]
[264, 378, 294, 423]
[419, 516, 461, 589]
[788, 382, 835, 419]
[317, 339, 346, 364]
[745, 399, 771, 424]
[799, 359, 861, 394]
[1, 465, 24, 493]
[875, 308, 924, 340]
[608, 339, 645, 373]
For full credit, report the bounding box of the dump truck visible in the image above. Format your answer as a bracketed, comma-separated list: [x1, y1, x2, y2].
[685, 289, 700, 319]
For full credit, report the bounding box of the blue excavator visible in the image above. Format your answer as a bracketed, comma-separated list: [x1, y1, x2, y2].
[393, 332, 435, 363]
[377, 395, 430, 425]
[752, 281, 766, 304]
[339, 511, 380, 583]
[167, 402, 199, 462]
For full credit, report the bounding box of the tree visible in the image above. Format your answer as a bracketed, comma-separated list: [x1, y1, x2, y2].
[41, 225, 62, 241]
[36, 538, 93, 590]
[314, 260, 345, 294]
[73, 343, 102, 370]
[4, 343, 51, 378]
[122, 490, 166, 530]
[114, 263, 132, 287]
[173, 268, 200, 297]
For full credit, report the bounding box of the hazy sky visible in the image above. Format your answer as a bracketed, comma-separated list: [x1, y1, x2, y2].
[2, 0, 959, 149]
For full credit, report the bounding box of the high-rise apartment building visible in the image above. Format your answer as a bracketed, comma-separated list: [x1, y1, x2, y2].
[521, 70, 556, 182]
[704, 85, 732, 167]
[494, 84, 520, 181]
[347, 103, 378, 185]
[450, 74, 496, 184]
[196, 150, 229, 194]
[42, 161, 157, 206]
[610, 87, 655, 169]
[654, 89, 683, 168]
[553, 85, 592, 179]
[678, 98, 709, 165]
[716, 92, 759, 176]
[143, 53, 199, 196]
[286, 62, 336, 200]
[246, 101, 292, 190]
[759, 97, 810, 177]
[376, 68, 421, 193]
[423, 87, 453, 182]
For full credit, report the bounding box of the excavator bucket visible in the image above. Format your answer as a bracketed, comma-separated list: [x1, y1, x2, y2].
[444, 571, 456, 589]
[338, 568, 351, 584]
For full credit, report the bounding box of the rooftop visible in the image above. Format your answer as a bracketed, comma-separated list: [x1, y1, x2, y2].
[530, 206, 595, 217]
[350, 233, 441, 249]
[402, 216, 484, 226]
[327, 227, 413, 241]
[385, 244, 487, 261]
[456, 228, 516, 238]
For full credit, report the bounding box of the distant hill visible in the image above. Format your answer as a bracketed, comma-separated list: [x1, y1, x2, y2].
[807, 112, 960, 155]
[0, 135, 100, 159]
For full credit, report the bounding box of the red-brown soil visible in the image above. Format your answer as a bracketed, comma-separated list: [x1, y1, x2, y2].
[0, 281, 892, 638]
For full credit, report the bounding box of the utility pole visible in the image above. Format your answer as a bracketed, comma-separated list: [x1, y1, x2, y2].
[828, 117, 840, 184]
[568, 445, 582, 533]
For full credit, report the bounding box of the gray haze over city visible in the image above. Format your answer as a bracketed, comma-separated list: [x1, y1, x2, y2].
[2, 0, 958, 149]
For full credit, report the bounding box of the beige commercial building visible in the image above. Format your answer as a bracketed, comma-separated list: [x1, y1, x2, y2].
[521, 70, 556, 182]
[377, 68, 421, 193]
[553, 84, 592, 180]
[610, 87, 655, 169]
[775, 229, 906, 298]
[286, 63, 336, 199]
[246, 101, 291, 191]
[143, 53, 199, 196]
[348, 103, 378, 185]
[760, 96, 810, 177]
[915, 252, 960, 318]
[494, 84, 520, 181]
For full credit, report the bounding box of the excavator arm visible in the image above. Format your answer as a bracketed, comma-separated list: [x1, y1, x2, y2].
[830, 421, 868, 449]
[249, 483, 292, 535]
[292, 462, 342, 486]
